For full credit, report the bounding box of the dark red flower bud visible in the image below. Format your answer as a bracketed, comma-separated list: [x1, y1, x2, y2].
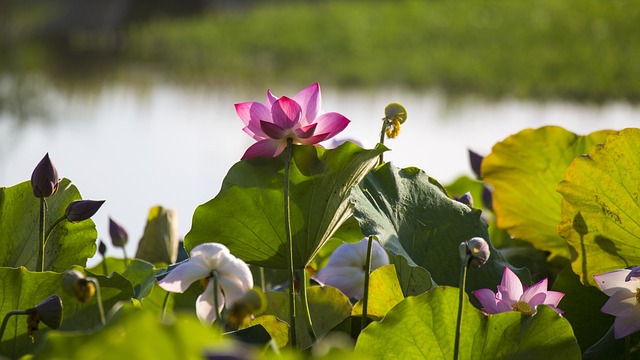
[468, 149, 484, 180]
[459, 237, 490, 267]
[65, 200, 105, 223]
[109, 217, 128, 247]
[98, 240, 107, 257]
[31, 153, 59, 198]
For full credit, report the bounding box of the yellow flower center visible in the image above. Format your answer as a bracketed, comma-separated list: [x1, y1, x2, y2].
[512, 301, 534, 316]
[385, 118, 402, 138]
[636, 288, 640, 304]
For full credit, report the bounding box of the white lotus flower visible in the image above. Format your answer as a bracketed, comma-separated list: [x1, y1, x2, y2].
[594, 268, 640, 339]
[158, 243, 253, 324]
[315, 239, 389, 300]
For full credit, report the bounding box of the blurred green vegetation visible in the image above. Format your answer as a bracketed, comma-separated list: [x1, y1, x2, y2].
[2, 0, 640, 102]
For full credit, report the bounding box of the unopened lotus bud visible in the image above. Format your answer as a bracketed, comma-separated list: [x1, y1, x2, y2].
[109, 217, 128, 247]
[98, 240, 107, 257]
[468, 149, 484, 180]
[456, 192, 474, 207]
[459, 237, 490, 267]
[65, 200, 105, 223]
[31, 153, 59, 198]
[63, 269, 95, 303]
[482, 185, 493, 212]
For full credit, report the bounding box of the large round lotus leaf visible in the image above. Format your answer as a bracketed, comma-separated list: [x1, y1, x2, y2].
[185, 142, 386, 269]
[0, 266, 134, 359]
[482, 126, 615, 260]
[354, 286, 580, 359]
[352, 264, 405, 320]
[32, 305, 224, 360]
[557, 128, 640, 284]
[351, 162, 529, 291]
[0, 178, 98, 271]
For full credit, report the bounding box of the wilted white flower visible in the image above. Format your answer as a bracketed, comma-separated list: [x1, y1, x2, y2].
[157, 243, 253, 324]
[315, 239, 389, 300]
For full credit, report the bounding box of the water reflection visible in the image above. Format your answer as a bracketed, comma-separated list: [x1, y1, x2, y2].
[1, 79, 638, 265]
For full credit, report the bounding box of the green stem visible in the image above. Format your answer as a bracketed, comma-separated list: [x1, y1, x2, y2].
[453, 255, 471, 360]
[299, 268, 316, 342]
[260, 267, 266, 293]
[101, 257, 108, 275]
[361, 235, 374, 332]
[160, 291, 171, 321]
[625, 335, 631, 360]
[213, 271, 222, 325]
[378, 120, 388, 165]
[36, 198, 46, 272]
[44, 216, 67, 246]
[87, 277, 106, 325]
[284, 138, 297, 348]
[121, 246, 129, 266]
[0, 310, 28, 343]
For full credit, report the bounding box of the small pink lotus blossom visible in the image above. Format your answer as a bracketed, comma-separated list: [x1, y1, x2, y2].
[594, 268, 640, 339]
[472, 267, 564, 315]
[235, 83, 350, 159]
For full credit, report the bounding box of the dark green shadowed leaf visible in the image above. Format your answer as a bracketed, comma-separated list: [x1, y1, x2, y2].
[0, 266, 134, 359]
[351, 162, 528, 291]
[354, 286, 581, 360]
[0, 179, 97, 271]
[185, 142, 386, 269]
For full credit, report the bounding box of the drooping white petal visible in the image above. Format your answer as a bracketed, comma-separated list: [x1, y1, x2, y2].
[316, 265, 365, 299]
[601, 289, 638, 317]
[157, 256, 212, 293]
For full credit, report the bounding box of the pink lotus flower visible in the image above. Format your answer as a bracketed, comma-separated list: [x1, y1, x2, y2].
[472, 267, 564, 315]
[594, 268, 640, 339]
[235, 83, 350, 159]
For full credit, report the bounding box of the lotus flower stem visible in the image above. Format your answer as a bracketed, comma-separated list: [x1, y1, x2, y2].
[259, 267, 266, 293]
[122, 246, 129, 266]
[454, 254, 471, 360]
[36, 198, 46, 272]
[212, 271, 222, 325]
[160, 291, 171, 321]
[283, 138, 297, 347]
[0, 310, 28, 343]
[378, 119, 389, 165]
[87, 277, 105, 325]
[298, 268, 316, 341]
[360, 235, 374, 332]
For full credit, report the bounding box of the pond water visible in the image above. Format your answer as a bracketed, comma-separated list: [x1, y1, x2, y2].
[1, 80, 639, 265]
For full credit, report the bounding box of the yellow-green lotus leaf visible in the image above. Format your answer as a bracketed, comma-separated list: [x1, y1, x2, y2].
[482, 126, 615, 260]
[557, 128, 640, 285]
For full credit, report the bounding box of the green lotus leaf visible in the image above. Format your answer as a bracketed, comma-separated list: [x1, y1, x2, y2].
[0, 178, 98, 271]
[185, 142, 386, 269]
[32, 304, 224, 360]
[352, 264, 404, 320]
[263, 285, 352, 349]
[354, 286, 580, 359]
[0, 266, 134, 359]
[88, 257, 158, 300]
[482, 126, 615, 260]
[557, 128, 640, 284]
[246, 315, 289, 348]
[351, 162, 528, 291]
